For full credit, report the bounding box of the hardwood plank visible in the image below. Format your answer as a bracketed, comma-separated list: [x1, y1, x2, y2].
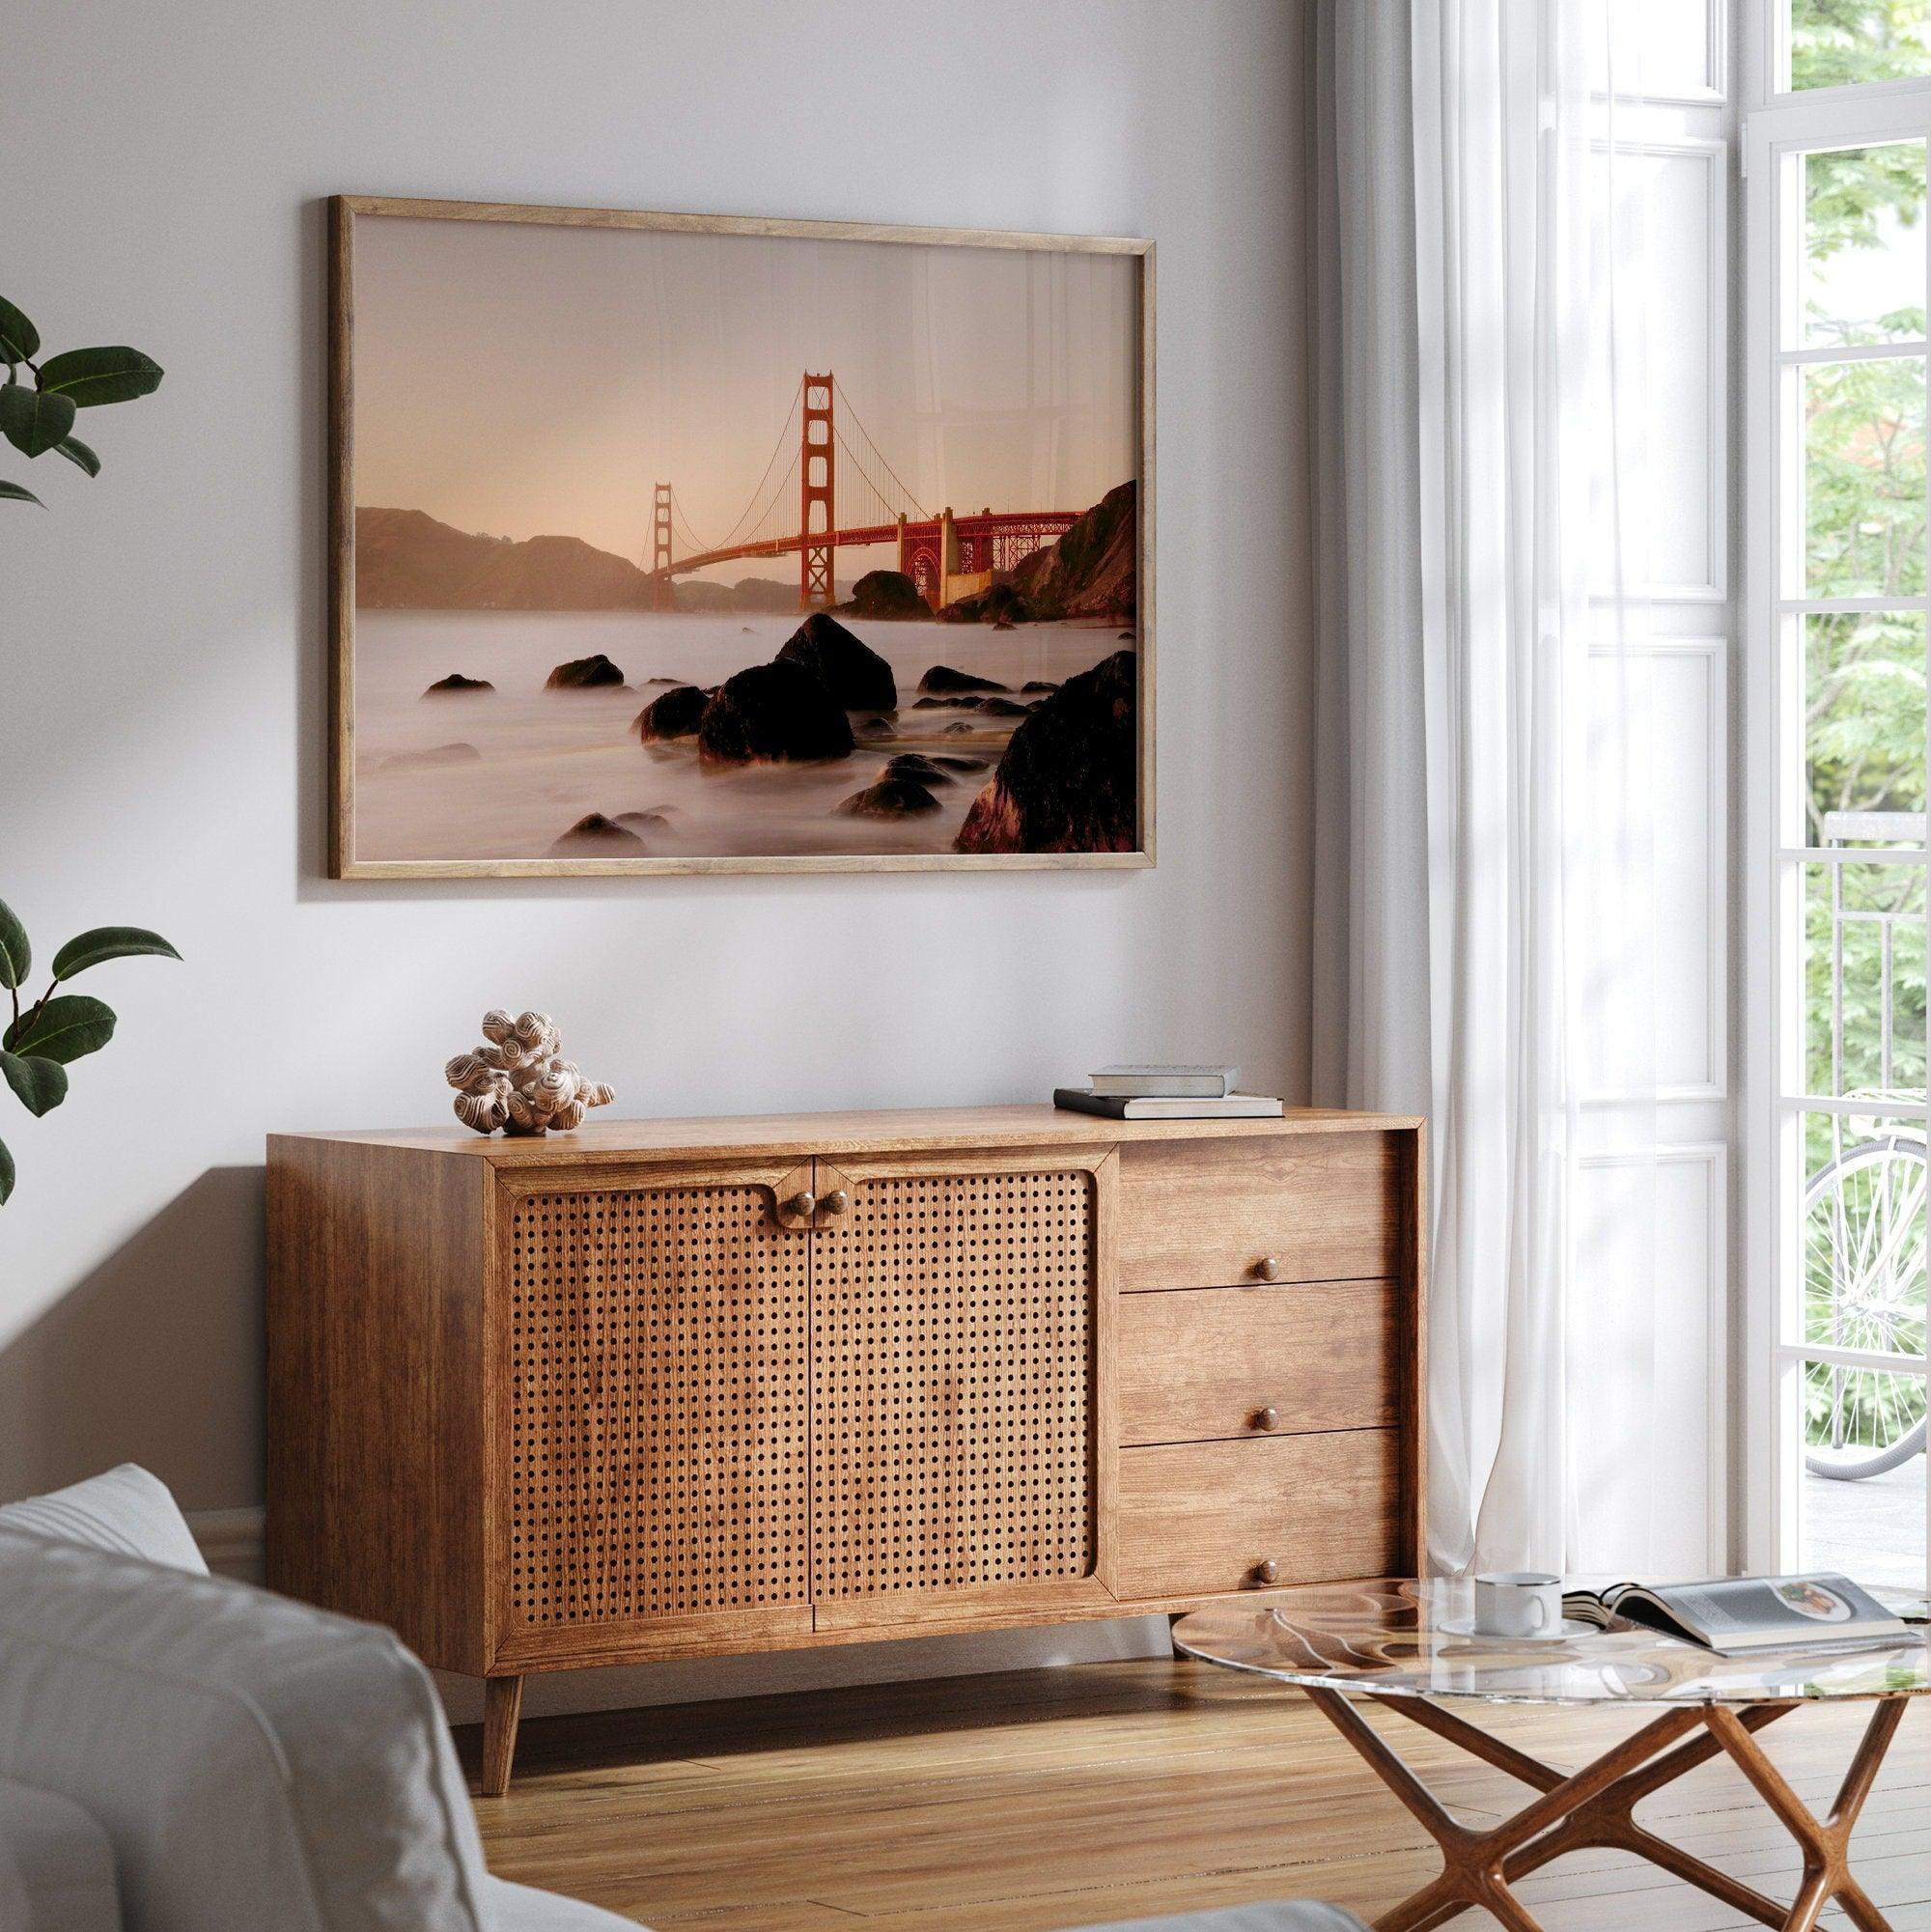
[467, 1660, 1930, 1932]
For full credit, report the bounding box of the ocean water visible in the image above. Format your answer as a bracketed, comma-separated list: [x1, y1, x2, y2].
[351, 610, 1130, 861]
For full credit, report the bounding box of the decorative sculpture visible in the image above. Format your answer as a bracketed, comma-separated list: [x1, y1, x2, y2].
[443, 1009, 614, 1135]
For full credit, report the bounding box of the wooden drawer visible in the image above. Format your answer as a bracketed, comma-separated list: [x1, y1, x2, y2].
[1119, 1281, 1397, 1445]
[1115, 1431, 1401, 1598]
[1118, 1134, 1402, 1291]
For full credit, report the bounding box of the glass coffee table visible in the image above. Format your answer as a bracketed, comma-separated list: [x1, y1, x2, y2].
[1173, 1579, 1930, 1932]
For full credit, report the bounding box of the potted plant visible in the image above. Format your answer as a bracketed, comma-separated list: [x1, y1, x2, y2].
[3, 291, 174, 1201]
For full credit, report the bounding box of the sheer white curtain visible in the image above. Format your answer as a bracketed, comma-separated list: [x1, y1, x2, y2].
[1309, 0, 1662, 1576]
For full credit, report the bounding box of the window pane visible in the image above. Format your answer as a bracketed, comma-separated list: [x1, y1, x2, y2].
[1791, 0, 1931, 91]
[1802, 1134, 1928, 1356]
[1805, 614, 1926, 839]
[1799, 1364, 1927, 1587]
[1804, 860, 1927, 1096]
[1801, 145, 1927, 349]
[1804, 356, 1926, 597]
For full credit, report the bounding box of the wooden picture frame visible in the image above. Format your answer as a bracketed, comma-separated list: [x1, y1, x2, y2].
[327, 196, 1155, 879]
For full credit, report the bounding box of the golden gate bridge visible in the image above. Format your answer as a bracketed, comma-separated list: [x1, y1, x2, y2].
[642, 373, 1082, 613]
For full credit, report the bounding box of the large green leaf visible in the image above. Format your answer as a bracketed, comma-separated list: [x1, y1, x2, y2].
[0, 1133, 14, 1206]
[53, 434, 99, 478]
[51, 926, 180, 980]
[0, 900, 27, 989]
[0, 1050, 67, 1117]
[0, 381, 77, 459]
[0, 296, 39, 364]
[0, 478, 43, 507]
[36, 347, 163, 409]
[5, 994, 115, 1064]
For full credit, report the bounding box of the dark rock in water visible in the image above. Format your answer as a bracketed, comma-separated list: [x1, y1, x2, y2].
[935, 754, 988, 772]
[882, 752, 955, 786]
[919, 663, 1009, 696]
[741, 625, 755, 633]
[635, 683, 709, 742]
[857, 716, 898, 741]
[698, 658, 855, 765]
[955, 649, 1136, 854]
[911, 694, 974, 711]
[942, 579, 1033, 627]
[614, 810, 674, 834]
[644, 675, 686, 686]
[379, 742, 482, 771]
[549, 812, 648, 855]
[775, 610, 897, 710]
[837, 569, 928, 621]
[977, 696, 1033, 718]
[546, 653, 628, 690]
[1117, 630, 1134, 641]
[940, 720, 976, 737]
[424, 673, 494, 695]
[1021, 680, 1060, 695]
[838, 776, 942, 818]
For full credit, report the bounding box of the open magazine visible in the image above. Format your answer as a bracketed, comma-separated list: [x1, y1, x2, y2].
[1563, 1574, 1916, 1658]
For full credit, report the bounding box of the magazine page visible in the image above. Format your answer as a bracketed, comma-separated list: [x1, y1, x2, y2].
[1654, 1575, 1903, 1646]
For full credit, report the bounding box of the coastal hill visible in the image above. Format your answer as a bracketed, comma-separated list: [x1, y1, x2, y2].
[355, 508, 655, 609]
[355, 508, 838, 613]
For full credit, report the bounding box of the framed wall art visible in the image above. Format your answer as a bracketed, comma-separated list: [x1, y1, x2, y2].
[327, 195, 1154, 878]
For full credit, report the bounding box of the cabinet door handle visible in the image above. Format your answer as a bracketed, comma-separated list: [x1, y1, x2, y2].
[787, 1190, 817, 1219]
[1253, 1557, 1279, 1586]
[1254, 1406, 1279, 1432]
[1254, 1255, 1281, 1281]
[821, 1189, 850, 1217]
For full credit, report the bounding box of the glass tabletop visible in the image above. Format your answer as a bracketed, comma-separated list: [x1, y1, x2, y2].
[1172, 1579, 1931, 1707]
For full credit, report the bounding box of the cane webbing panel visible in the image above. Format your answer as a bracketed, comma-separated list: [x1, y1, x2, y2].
[812, 1167, 1097, 1598]
[508, 1184, 808, 1627]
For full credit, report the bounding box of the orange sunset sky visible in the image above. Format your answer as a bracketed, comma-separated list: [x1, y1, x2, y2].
[352, 214, 1139, 579]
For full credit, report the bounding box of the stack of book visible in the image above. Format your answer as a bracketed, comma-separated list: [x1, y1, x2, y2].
[1053, 1064, 1285, 1120]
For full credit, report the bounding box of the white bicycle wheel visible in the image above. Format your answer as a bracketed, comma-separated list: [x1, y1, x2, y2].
[1802, 1134, 1929, 1481]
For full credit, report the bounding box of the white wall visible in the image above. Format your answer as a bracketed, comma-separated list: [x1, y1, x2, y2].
[0, 0, 1313, 1715]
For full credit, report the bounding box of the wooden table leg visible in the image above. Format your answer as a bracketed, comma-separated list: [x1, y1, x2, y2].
[1300, 1690, 1913, 1932]
[482, 1673, 524, 1798]
[1302, 1689, 1701, 1930]
[1703, 1699, 1909, 1932]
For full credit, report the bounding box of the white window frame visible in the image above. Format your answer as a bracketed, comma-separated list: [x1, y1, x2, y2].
[1743, 1, 1931, 1597]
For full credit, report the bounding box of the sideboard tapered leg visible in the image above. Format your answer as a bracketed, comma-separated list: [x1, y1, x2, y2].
[481, 1674, 524, 1797]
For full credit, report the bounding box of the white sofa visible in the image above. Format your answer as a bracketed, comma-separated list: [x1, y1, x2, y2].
[0, 1466, 1361, 1932]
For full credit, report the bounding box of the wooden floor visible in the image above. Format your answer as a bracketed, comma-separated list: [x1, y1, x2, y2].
[463, 1657, 1931, 1931]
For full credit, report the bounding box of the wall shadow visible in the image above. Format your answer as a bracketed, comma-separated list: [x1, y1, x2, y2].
[0, 1165, 265, 1507]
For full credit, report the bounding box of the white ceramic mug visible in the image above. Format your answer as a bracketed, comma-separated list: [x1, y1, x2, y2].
[1471, 1571, 1563, 1639]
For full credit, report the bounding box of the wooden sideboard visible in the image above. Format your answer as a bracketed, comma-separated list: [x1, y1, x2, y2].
[266, 1105, 1425, 1792]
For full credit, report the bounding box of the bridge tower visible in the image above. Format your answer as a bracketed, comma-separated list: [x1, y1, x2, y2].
[799, 373, 835, 609]
[650, 481, 674, 611]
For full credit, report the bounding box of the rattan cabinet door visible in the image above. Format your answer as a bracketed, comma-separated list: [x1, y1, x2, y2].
[809, 1154, 1115, 1628]
[499, 1172, 812, 1656]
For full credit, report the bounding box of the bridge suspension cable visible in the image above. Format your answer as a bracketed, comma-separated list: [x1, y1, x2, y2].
[697, 377, 805, 556]
[832, 378, 930, 521]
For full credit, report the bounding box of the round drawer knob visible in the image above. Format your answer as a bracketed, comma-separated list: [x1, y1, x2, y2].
[821, 1189, 850, 1217]
[1254, 1255, 1281, 1281]
[787, 1190, 817, 1218]
[1253, 1557, 1280, 1586]
[1254, 1406, 1279, 1432]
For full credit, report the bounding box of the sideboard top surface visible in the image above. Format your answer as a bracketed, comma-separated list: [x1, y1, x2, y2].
[268, 1102, 1425, 1166]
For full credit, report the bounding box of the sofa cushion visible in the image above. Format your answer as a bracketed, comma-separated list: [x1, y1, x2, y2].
[0, 1524, 493, 1931]
[0, 1774, 122, 1932]
[484, 1875, 641, 1930]
[0, 1463, 208, 1575]
[1059, 1908, 1367, 1931]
